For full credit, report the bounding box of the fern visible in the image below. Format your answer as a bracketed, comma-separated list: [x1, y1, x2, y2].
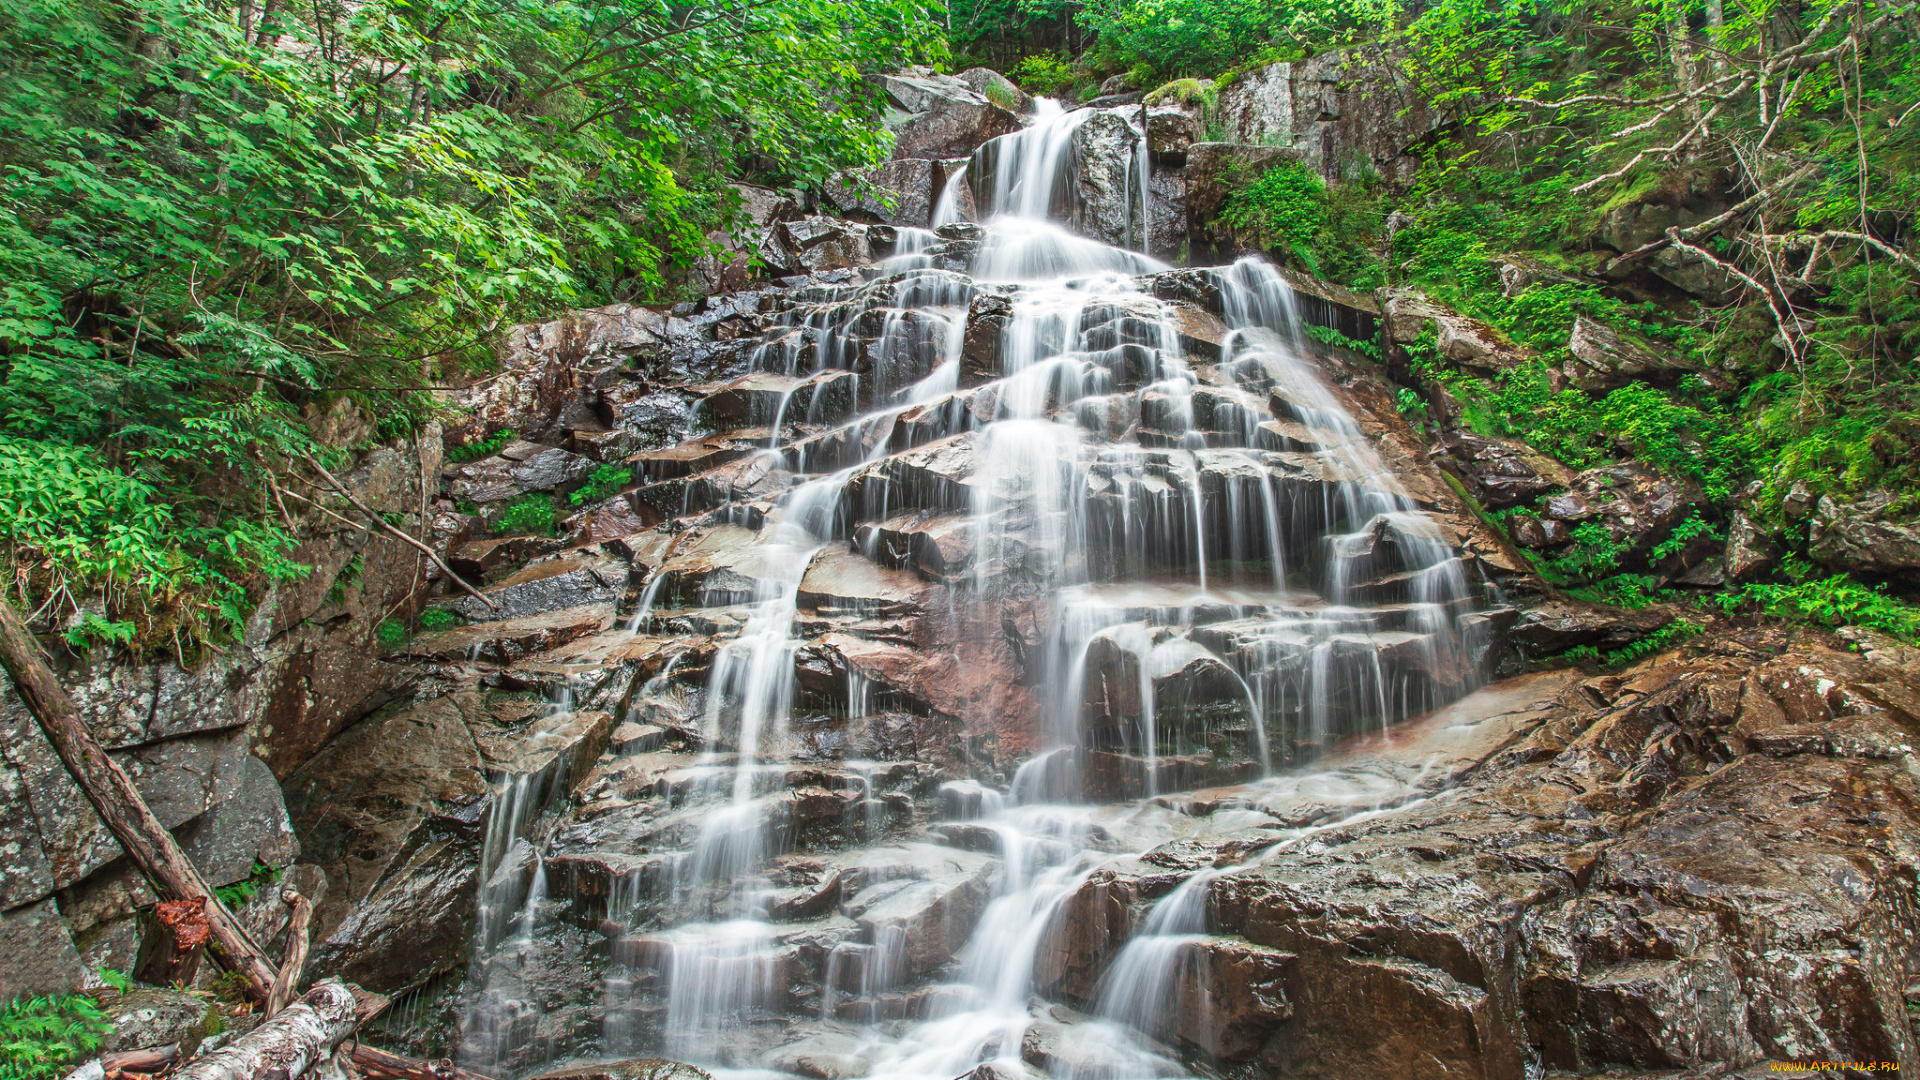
[0, 996, 111, 1080]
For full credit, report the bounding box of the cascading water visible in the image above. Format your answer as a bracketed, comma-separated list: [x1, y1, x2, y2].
[444, 93, 1496, 1080]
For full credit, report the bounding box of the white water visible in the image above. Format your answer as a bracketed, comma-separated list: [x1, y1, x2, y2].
[451, 91, 1491, 1080]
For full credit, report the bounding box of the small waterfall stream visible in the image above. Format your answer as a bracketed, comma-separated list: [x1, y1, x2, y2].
[445, 94, 1494, 1080]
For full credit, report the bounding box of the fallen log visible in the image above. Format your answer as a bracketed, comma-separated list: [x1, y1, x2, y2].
[349, 1045, 500, 1080]
[0, 599, 279, 1004]
[171, 980, 359, 1080]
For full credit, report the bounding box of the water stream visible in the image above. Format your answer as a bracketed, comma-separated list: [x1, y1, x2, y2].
[447, 95, 1493, 1080]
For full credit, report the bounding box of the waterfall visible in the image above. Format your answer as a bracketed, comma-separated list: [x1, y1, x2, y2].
[452, 89, 1492, 1080]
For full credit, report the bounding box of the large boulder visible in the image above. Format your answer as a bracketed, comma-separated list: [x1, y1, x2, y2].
[1432, 432, 1574, 511]
[1808, 490, 1920, 574]
[1535, 462, 1706, 576]
[825, 159, 938, 228]
[1382, 289, 1529, 374]
[1214, 48, 1435, 191]
[1565, 315, 1698, 392]
[875, 68, 1021, 160]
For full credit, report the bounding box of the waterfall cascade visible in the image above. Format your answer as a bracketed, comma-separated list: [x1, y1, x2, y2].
[442, 96, 1501, 1080]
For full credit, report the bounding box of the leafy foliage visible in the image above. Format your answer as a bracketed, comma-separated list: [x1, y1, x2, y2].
[0, 0, 942, 644]
[448, 430, 522, 465]
[570, 463, 634, 506]
[1718, 576, 1920, 642]
[0, 996, 111, 1080]
[496, 496, 557, 537]
[417, 607, 463, 632]
[212, 860, 282, 908]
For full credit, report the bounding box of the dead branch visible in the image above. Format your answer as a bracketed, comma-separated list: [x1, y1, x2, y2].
[294, 455, 497, 611]
[349, 1046, 500, 1080]
[172, 980, 359, 1080]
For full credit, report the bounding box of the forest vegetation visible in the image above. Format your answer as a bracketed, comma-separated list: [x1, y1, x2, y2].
[2, 0, 1917, 651]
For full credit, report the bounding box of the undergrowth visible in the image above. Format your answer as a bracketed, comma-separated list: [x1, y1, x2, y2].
[0, 995, 110, 1080]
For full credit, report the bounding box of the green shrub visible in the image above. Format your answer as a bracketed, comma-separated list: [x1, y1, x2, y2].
[1221, 164, 1328, 274]
[213, 861, 282, 908]
[1717, 576, 1920, 643]
[448, 429, 519, 464]
[417, 607, 463, 632]
[569, 463, 632, 506]
[0, 995, 111, 1080]
[495, 496, 556, 537]
[376, 619, 410, 647]
[1010, 56, 1076, 96]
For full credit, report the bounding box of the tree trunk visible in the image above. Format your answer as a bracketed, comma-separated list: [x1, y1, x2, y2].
[0, 600, 279, 1004]
[171, 980, 359, 1080]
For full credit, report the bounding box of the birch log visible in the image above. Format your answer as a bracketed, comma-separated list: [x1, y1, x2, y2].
[171, 980, 359, 1080]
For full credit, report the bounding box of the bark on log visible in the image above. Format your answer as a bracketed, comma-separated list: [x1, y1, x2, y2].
[268, 889, 315, 1017]
[172, 980, 359, 1080]
[0, 600, 280, 1004]
[348, 1046, 498, 1080]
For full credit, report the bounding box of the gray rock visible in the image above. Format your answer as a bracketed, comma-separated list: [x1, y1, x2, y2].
[1067, 110, 1147, 249]
[1184, 143, 1304, 255]
[442, 551, 628, 622]
[1809, 491, 1920, 574]
[956, 67, 1032, 114]
[96, 987, 219, 1054]
[1565, 315, 1697, 391]
[0, 897, 87, 996]
[876, 68, 1021, 160]
[526, 1060, 712, 1080]
[1725, 510, 1780, 582]
[778, 217, 874, 273]
[173, 756, 299, 887]
[826, 159, 937, 228]
[1434, 432, 1574, 511]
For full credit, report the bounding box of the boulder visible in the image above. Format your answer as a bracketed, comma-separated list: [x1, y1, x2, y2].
[956, 67, 1033, 114]
[875, 68, 1021, 160]
[96, 987, 221, 1055]
[172, 756, 300, 887]
[526, 1060, 712, 1080]
[1184, 143, 1304, 255]
[779, 217, 874, 274]
[825, 159, 937, 228]
[457, 305, 670, 443]
[1068, 110, 1147, 249]
[1432, 432, 1574, 510]
[1565, 315, 1697, 392]
[440, 551, 629, 622]
[1383, 289, 1528, 374]
[0, 898, 87, 996]
[1808, 491, 1920, 574]
[1540, 462, 1706, 576]
[1723, 510, 1780, 582]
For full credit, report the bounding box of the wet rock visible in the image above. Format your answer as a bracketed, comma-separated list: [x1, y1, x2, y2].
[441, 551, 629, 622]
[477, 710, 613, 791]
[284, 692, 493, 954]
[1032, 866, 1141, 1000]
[1565, 315, 1697, 392]
[596, 385, 695, 449]
[563, 498, 654, 547]
[1068, 110, 1148, 249]
[1020, 1004, 1183, 1079]
[1171, 938, 1294, 1059]
[1433, 432, 1575, 511]
[797, 549, 935, 616]
[1146, 104, 1205, 159]
[826, 159, 936, 229]
[766, 1028, 871, 1080]
[526, 1059, 712, 1080]
[394, 605, 616, 665]
[449, 534, 569, 580]
[1808, 490, 1920, 574]
[779, 218, 874, 274]
[853, 511, 976, 580]
[838, 843, 997, 976]
[876, 68, 1021, 160]
[1507, 600, 1678, 655]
